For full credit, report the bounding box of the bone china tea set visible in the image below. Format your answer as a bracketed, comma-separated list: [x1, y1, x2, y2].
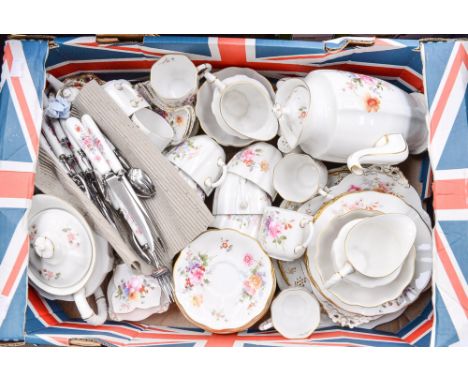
[31, 53, 432, 337]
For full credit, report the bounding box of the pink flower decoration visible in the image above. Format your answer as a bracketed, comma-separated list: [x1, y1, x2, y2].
[243, 253, 254, 266]
[191, 266, 204, 282]
[267, 219, 282, 238]
[241, 149, 254, 162]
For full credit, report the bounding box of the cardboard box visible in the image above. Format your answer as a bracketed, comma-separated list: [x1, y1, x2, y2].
[1, 36, 466, 346]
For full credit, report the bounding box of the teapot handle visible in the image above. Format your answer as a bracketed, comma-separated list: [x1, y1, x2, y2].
[73, 287, 107, 326]
[273, 104, 300, 154]
[347, 134, 409, 176]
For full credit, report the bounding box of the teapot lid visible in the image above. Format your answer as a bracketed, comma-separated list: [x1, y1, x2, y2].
[274, 78, 311, 147]
[28, 195, 96, 296]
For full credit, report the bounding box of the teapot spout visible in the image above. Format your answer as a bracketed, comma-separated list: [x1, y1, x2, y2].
[347, 134, 409, 175]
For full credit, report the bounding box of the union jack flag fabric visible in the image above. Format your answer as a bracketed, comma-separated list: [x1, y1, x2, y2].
[0, 39, 48, 340]
[423, 40, 468, 346]
[1, 35, 464, 346]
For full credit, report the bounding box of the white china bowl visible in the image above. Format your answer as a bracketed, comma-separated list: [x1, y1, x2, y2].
[212, 173, 271, 215]
[273, 153, 328, 203]
[270, 287, 321, 339]
[227, 142, 282, 198]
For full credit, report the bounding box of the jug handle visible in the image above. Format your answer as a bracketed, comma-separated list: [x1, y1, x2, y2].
[204, 71, 226, 91]
[347, 134, 409, 176]
[74, 287, 108, 326]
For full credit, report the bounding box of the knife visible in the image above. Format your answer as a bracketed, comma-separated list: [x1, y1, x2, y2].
[64, 116, 165, 269]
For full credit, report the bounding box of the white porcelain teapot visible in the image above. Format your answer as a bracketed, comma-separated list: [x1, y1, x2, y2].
[273, 70, 428, 174]
[28, 194, 113, 326]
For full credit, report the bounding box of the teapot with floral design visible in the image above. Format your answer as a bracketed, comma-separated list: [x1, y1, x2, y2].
[273, 70, 428, 174]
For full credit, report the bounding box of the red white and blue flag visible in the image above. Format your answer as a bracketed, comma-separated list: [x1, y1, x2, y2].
[2, 36, 465, 346]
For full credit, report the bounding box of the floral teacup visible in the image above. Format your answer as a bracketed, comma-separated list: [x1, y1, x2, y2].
[227, 142, 282, 199]
[259, 207, 314, 261]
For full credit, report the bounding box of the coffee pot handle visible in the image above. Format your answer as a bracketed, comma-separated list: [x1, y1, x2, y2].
[273, 104, 300, 154]
[347, 134, 409, 175]
[73, 287, 108, 326]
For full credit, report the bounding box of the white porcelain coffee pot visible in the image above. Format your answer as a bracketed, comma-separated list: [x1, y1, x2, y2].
[273, 70, 428, 174]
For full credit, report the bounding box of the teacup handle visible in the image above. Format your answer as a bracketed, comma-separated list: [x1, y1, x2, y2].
[258, 318, 274, 331]
[347, 134, 409, 176]
[323, 263, 354, 289]
[204, 71, 226, 91]
[196, 63, 212, 80]
[294, 220, 315, 255]
[205, 158, 228, 188]
[73, 287, 108, 326]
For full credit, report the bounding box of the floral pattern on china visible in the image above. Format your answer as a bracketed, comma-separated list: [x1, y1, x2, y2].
[232, 147, 269, 172]
[341, 72, 392, 113]
[166, 139, 200, 161]
[174, 229, 275, 333]
[261, 210, 295, 247]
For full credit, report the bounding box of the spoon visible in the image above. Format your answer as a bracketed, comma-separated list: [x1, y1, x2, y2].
[105, 137, 157, 198]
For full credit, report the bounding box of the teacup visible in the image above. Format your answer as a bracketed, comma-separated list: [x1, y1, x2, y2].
[324, 213, 417, 288]
[259, 207, 314, 261]
[205, 72, 278, 141]
[176, 168, 206, 201]
[212, 173, 271, 215]
[165, 135, 227, 196]
[258, 287, 320, 339]
[103, 79, 150, 116]
[273, 153, 329, 203]
[227, 142, 282, 199]
[131, 108, 174, 151]
[150, 54, 211, 108]
[209, 214, 262, 238]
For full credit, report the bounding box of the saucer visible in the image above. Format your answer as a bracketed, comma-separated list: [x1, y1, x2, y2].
[196, 67, 274, 147]
[297, 166, 430, 227]
[174, 229, 275, 333]
[306, 191, 432, 316]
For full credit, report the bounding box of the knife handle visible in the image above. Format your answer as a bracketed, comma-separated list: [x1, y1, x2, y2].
[42, 120, 66, 159]
[64, 117, 112, 177]
[49, 118, 67, 144]
[81, 114, 124, 175]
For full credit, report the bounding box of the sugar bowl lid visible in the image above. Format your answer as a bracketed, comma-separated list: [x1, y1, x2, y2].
[28, 194, 96, 296]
